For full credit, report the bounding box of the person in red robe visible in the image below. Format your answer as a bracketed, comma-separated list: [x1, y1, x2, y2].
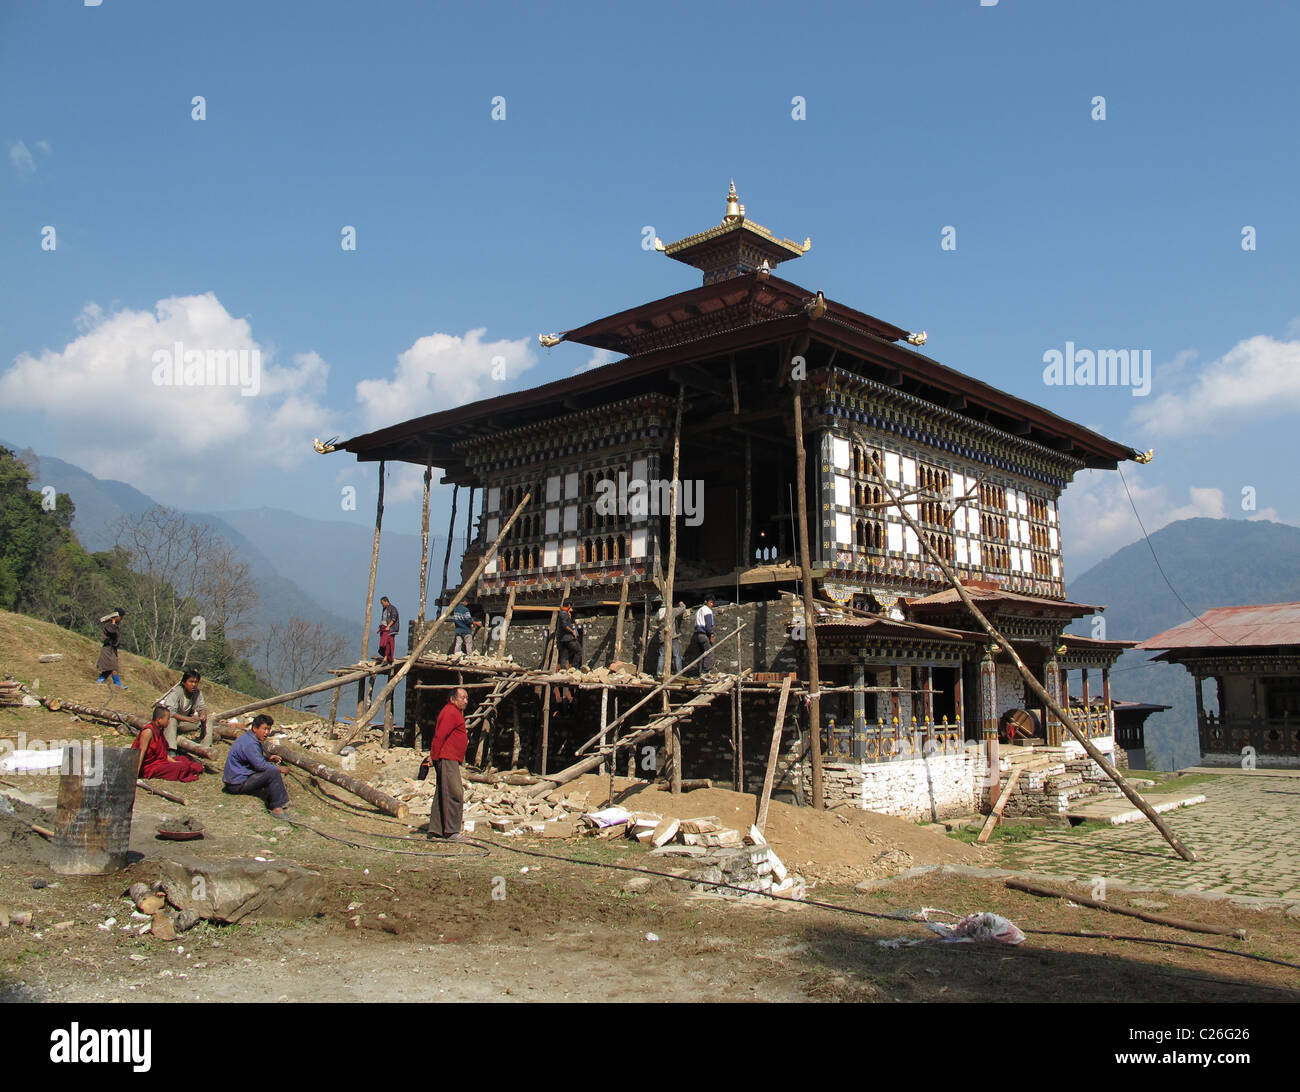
[133, 705, 203, 782]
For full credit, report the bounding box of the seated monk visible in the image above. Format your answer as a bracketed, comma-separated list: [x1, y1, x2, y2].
[133, 705, 204, 783]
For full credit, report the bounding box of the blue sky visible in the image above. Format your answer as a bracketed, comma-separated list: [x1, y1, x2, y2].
[2, 0, 1297, 576]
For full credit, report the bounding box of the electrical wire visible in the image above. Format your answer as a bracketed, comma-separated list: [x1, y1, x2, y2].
[1117, 465, 1238, 646]
[271, 743, 1299, 975]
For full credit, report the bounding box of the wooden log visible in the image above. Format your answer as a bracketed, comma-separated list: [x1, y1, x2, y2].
[977, 768, 1021, 844]
[664, 385, 685, 794]
[756, 676, 792, 833]
[1004, 879, 1248, 940]
[344, 492, 532, 745]
[417, 449, 433, 623]
[356, 460, 386, 723]
[211, 663, 390, 722]
[36, 697, 210, 759]
[612, 580, 629, 663]
[216, 727, 408, 819]
[136, 780, 185, 805]
[636, 594, 650, 675]
[437, 482, 459, 617]
[495, 585, 516, 657]
[791, 379, 823, 809]
[865, 451, 1197, 863]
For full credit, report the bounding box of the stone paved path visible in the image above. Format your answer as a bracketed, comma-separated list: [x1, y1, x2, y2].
[994, 771, 1300, 901]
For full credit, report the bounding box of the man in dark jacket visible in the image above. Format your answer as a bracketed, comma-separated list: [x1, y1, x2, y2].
[427, 688, 469, 840]
[377, 596, 399, 663]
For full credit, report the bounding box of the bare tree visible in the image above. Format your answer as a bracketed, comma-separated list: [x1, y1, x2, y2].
[111, 507, 258, 669]
[262, 617, 347, 696]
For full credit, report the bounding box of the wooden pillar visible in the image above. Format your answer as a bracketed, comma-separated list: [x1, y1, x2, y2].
[464, 486, 476, 562]
[612, 580, 628, 663]
[791, 379, 824, 808]
[636, 594, 650, 674]
[954, 665, 965, 733]
[980, 651, 999, 804]
[437, 483, 460, 616]
[510, 702, 521, 769]
[661, 385, 685, 793]
[1044, 657, 1062, 745]
[922, 665, 934, 725]
[889, 666, 902, 724]
[417, 450, 433, 623]
[742, 435, 752, 566]
[736, 680, 745, 792]
[853, 663, 866, 760]
[539, 684, 551, 777]
[382, 669, 393, 748]
[356, 460, 385, 722]
[598, 685, 610, 775]
[495, 585, 516, 658]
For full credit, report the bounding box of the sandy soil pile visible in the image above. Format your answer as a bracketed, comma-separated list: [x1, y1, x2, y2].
[564, 774, 982, 884]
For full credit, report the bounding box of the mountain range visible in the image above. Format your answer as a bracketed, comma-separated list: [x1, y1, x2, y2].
[1068, 517, 1300, 769]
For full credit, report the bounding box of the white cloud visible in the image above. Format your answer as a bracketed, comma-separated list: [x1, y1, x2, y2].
[35, 140, 51, 155]
[0, 293, 336, 503]
[9, 140, 35, 175]
[1059, 472, 1237, 571]
[1130, 333, 1300, 437]
[573, 348, 619, 375]
[355, 328, 535, 431]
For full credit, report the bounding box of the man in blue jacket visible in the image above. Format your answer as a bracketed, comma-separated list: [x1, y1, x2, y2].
[222, 714, 289, 815]
[449, 602, 480, 655]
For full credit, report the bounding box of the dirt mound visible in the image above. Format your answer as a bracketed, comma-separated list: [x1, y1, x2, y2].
[564, 775, 982, 885]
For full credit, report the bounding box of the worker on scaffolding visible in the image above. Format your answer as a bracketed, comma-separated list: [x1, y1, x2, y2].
[691, 595, 716, 676]
[554, 605, 583, 705]
[449, 601, 480, 656]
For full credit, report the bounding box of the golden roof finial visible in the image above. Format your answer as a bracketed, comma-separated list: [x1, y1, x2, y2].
[724, 180, 744, 223]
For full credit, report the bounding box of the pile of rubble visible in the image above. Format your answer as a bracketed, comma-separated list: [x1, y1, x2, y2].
[632, 815, 807, 900]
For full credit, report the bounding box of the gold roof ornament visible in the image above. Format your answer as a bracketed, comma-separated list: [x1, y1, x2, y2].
[906, 331, 928, 346]
[312, 436, 338, 454]
[660, 182, 811, 284]
[538, 333, 564, 347]
[1134, 449, 1155, 463]
[724, 179, 745, 223]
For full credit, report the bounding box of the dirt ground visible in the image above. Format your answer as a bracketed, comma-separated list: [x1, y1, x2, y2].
[4, 742, 1299, 1003]
[3, 614, 1299, 1004]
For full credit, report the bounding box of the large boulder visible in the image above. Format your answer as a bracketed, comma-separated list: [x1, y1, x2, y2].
[157, 856, 327, 923]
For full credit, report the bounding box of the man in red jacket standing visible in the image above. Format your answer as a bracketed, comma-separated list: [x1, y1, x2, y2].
[428, 687, 469, 840]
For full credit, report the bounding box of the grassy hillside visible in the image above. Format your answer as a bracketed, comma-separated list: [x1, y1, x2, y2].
[0, 609, 304, 736]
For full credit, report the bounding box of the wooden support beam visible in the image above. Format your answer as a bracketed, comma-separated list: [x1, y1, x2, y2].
[211, 661, 395, 721]
[977, 768, 1021, 843]
[662, 384, 685, 794]
[341, 492, 532, 748]
[1005, 879, 1248, 940]
[612, 580, 629, 662]
[418, 449, 433, 623]
[356, 460, 385, 721]
[756, 676, 793, 833]
[791, 378, 824, 809]
[437, 482, 460, 615]
[495, 585, 516, 657]
[865, 451, 1197, 863]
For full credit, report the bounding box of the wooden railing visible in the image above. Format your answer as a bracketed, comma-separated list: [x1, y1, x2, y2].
[1201, 714, 1300, 759]
[1045, 706, 1113, 746]
[824, 717, 966, 763]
